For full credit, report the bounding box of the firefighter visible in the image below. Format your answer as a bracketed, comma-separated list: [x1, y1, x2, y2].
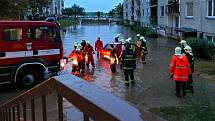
[122, 42, 136, 86]
[68, 43, 82, 76]
[95, 37, 103, 57]
[84, 41, 95, 68]
[81, 40, 87, 50]
[81, 40, 87, 69]
[170, 47, 191, 97]
[109, 44, 119, 73]
[136, 34, 141, 41]
[136, 36, 148, 64]
[180, 40, 192, 54]
[114, 34, 120, 42]
[184, 46, 194, 93]
[114, 34, 123, 63]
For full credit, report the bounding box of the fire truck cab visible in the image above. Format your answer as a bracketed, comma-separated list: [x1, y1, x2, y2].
[0, 21, 64, 88]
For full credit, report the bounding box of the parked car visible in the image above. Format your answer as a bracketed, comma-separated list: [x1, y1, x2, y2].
[45, 17, 60, 27]
[101, 43, 122, 60]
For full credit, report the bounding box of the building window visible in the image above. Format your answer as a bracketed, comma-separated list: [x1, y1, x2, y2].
[161, 6, 164, 16]
[142, 9, 144, 16]
[207, 0, 215, 17]
[3, 28, 22, 41]
[186, 2, 193, 17]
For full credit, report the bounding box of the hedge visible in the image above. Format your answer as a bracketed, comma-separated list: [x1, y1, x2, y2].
[186, 37, 215, 60]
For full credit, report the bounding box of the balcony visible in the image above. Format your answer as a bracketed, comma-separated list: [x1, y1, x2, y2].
[166, 0, 180, 15]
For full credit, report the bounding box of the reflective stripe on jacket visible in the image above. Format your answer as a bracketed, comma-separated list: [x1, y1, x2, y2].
[169, 55, 191, 81]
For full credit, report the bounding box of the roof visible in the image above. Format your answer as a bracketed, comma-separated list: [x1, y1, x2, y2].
[175, 27, 197, 33]
[0, 21, 57, 27]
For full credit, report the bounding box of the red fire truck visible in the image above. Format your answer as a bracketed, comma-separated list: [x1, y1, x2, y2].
[0, 21, 64, 88]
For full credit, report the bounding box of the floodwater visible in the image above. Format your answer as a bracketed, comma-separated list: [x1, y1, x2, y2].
[61, 23, 179, 100]
[60, 22, 187, 120]
[0, 22, 191, 121]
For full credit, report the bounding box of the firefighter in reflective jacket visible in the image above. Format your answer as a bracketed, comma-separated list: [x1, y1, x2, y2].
[68, 44, 83, 76]
[114, 34, 123, 64]
[122, 42, 136, 86]
[135, 36, 148, 64]
[170, 47, 191, 97]
[95, 37, 103, 56]
[184, 45, 194, 93]
[84, 41, 95, 68]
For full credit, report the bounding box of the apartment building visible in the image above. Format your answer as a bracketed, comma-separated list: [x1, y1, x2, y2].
[123, 0, 142, 24]
[49, 0, 64, 15]
[123, 0, 132, 23]
[27, 0, 64, 17]
[180, 0, 215, 42]
[123, 0, 215, 42]
[140, 0, 150, 26]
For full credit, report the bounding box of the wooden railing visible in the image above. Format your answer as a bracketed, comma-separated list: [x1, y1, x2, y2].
[0, 74, 143, 121]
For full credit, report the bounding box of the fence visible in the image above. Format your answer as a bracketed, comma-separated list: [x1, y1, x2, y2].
[0, 74, 143, 121]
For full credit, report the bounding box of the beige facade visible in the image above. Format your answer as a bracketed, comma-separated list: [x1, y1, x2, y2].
[180, 0, 215, 42]
[123, 0, 215, 41]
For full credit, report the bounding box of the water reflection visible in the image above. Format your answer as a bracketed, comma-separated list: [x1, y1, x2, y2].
[61, 22, 179, 103]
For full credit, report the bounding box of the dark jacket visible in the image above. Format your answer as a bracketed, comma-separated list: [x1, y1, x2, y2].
[122, 49, 136, 69]
[185, 53, 194, 73]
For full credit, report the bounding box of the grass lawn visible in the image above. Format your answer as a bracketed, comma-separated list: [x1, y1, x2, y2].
[150, 105, 215, 121]
[195, 59, 215, 75]
[59, 19, 79, 27]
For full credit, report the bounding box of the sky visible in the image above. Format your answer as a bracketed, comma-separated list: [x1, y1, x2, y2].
[64, 0, 123, 13]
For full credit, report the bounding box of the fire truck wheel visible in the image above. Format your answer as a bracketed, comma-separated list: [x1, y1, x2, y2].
[18, 70, 41, 88]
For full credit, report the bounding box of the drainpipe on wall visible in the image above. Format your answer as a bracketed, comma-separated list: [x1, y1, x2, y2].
[199, 0, 204, 39]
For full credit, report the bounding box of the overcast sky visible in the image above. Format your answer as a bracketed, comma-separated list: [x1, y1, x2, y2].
[64, 0, 123, 12]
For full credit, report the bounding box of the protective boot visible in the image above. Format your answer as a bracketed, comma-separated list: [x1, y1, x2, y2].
[131, 80, 135, 84]
[125, 81, 129, 87]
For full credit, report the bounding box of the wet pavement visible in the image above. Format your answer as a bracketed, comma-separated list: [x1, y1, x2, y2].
[61, 23, 215, 120]
[61, 22, 182, 110]
[1, 23, 215, 121]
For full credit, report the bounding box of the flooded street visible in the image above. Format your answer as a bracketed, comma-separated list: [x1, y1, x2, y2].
[61, 22, 183, 109]
[1, 22, 215, 121]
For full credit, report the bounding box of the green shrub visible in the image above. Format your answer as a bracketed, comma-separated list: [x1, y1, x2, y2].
[186, 37, 215, 60]
[59, 19, 79, 27]
[129, 24, 158, 38]
[145, 28, 158, 38]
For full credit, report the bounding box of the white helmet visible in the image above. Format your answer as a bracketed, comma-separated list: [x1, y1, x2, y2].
[86, 41, 90, 44]
[140, 36, 146, 42]
[175, 47, 182, 55]
[136, 34, 141, 37]
[74, 42, 78, 46]
[184, 45, 192, 50]
[120, 39, 125, 42]
[180, 40, 187, 44]
[115, 34, 120, 38]
[77, 44, 82, 50]
[126, 37, 132, 42]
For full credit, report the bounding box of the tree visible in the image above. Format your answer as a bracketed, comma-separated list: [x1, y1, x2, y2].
[108, 3, 123, 18]
[96, 11, 101, 20]
[108, 9, 115, 18]
[62, 8, 73, 18]
[115, 3, 123, 18]
[70, 4, 85, 19]
[0, 0, 28, 19]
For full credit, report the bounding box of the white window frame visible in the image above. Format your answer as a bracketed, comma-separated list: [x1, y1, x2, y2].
[186, 2, 194, 18]
[207, 0, 215, 18]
